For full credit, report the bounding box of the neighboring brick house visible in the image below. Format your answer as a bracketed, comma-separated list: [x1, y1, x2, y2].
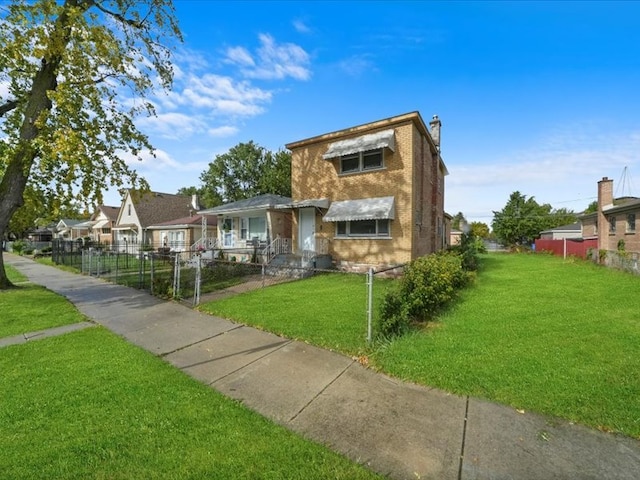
[284, 111, 449, 271]
[87, 205, 120, 245]
[580, 177, 640, 253]
[147, 214, 218, 252]
[113, 190, 199, 252]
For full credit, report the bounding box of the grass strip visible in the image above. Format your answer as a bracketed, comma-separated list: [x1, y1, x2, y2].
[0, 327, 381, 479]
[0, 283, 85, 338]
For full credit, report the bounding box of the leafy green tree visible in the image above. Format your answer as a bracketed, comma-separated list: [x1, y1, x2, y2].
[492, 192, 579, 247]
[176, 186, 221, 210]
[584, 200, 598, 214]
[491, 192, 552, 246]
[549, 207, 578, 227]
[199, 141, 291, 203]
[470, 221, 490, 239]
[0, 0, 181, 288]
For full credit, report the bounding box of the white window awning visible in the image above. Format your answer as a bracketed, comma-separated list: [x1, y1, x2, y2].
[323, 196, 395, 222]
[322, 129, 395, 160]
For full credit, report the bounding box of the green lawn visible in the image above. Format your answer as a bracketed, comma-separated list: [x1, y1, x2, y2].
[200, 254, 640, 439]
[0, 328, 380, 479]
[0, 266, 86, 337]
[5, 264, 28, 283]
[199, 272, 393, 355]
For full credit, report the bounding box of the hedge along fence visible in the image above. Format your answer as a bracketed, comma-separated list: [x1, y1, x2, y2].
[376, 251, 475, 338]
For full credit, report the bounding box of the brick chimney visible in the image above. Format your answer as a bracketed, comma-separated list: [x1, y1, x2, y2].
[597, 177, 613, 251]
[598, 176, 613, 208]
[429, 114, 441, 151]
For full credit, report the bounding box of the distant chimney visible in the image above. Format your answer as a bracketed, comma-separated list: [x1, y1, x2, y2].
[429, 114, 441, 151]
[597, 176, 614, 252]
[598, 177, 613, 208]
[191, 194, 200, 211]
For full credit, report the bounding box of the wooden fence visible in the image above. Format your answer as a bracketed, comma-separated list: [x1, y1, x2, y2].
[534, 238, 598, 258]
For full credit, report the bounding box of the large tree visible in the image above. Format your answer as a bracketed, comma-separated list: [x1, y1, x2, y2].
[470, 221, 490, 239]
[491, 191, 578, 246]
[0, 0, 181, 288]
[199, 141, 292, 203]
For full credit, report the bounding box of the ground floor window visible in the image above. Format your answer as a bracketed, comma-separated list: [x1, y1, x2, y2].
[168, 231, 185, 250]
[335, 219, 390, 237]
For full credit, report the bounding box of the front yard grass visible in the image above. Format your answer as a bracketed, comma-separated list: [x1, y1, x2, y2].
[0, 327, 380, 479]
[199, 272, 393, 355]
[200, 254, 640, 439]
[0, 267, 85, 337]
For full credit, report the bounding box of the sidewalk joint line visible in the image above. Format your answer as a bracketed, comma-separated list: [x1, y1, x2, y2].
[159, 324, 245, 357]
[208, 337, 294, 385]
[287, 358, 356, 424]
[458, 396, 470, 480]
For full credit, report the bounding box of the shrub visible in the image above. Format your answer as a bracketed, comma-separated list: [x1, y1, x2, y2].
[450, 232, 484, 271]
[377, 284, 410, 337]
[376, 252, 472, 338]
[11, 240, 26, 255]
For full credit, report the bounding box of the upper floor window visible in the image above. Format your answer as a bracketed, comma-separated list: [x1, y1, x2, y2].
[609, 216, 616, 234]
[627, 213, 636, 233]
[127, 204, 132, 216]
[340, 149, 384, 174]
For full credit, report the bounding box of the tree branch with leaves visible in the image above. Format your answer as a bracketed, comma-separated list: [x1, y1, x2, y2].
[0, 0, 182, 288]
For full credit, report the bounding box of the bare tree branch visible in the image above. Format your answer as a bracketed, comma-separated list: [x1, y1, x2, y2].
[0, 100, 18, 117]
[93, 1, 144, 29]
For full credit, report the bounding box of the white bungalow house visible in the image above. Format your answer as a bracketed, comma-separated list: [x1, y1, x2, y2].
[198, 194, 293, 262]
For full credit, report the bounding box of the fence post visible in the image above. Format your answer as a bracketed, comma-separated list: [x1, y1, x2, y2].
[172, 252, 181, 299]
[138, 251, 144, 289]
[150, 253, 154, 295]
[367, 267, 374, 344]
[193, 255, 201, 306]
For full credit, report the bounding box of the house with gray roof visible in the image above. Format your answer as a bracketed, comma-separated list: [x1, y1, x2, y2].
[198, 194, 293, 261]
[113, 190, 199, 252]
[86, 205, 120, 245]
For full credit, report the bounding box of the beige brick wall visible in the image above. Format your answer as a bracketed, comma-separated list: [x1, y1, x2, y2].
[290, 115, 445, 268]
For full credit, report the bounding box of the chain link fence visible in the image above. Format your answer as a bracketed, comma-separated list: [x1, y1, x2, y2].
[52, 240, 405, 343]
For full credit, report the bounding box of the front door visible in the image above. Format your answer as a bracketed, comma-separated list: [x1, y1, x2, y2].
[299, 207, 316, 253]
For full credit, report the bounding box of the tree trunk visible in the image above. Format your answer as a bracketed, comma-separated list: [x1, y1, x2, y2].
[0, 1, 80, 289]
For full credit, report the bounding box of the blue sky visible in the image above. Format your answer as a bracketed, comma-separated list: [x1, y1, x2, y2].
[107, 1, 640, 225]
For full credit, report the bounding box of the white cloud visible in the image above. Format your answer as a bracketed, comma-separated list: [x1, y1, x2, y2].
[137, 112, 207, 140]
[445, 126, 640, 223]
[225, 46, 255, 67]
[208, 125, 239, 137]
[226, 33, 311, 81]
[337, 54, 376, 77]
[293, 19, 311, 34]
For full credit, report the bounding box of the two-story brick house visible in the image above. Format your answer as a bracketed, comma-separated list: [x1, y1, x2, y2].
[581, 176, 640, 254]
[284, 111, 449, 271]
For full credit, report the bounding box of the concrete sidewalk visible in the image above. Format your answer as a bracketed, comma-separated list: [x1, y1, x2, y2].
[5, 253, 640, 480]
